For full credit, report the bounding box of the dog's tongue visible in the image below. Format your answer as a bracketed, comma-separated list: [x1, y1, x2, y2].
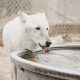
[43, 47, 49, 53]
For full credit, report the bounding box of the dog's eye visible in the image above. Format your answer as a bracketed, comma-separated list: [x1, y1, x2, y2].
[46, 28, 48, 30]
[35, 27, 40, 30]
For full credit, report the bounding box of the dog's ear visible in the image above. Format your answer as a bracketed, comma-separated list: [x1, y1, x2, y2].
[18, 10, 28, 23]
[37, 12, 46, 16]
[37, 12, 47, 19]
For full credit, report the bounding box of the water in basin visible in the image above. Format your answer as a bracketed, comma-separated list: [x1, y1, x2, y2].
[22, 49, 80, 72]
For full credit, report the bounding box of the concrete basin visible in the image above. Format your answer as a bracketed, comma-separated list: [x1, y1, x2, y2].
[11, 45, 80, 80]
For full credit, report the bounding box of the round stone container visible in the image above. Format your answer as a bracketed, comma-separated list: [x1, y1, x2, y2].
[11, 45, 80, 80]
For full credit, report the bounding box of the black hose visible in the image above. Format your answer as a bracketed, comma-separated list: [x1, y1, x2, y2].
[50, 46, 80, 51]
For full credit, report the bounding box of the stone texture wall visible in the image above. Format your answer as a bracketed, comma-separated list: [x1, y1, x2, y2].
[48, 0, 80, 25]
[1, 0, 80, 24]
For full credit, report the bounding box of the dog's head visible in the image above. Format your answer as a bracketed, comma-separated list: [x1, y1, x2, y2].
[18, 11, 51, 52]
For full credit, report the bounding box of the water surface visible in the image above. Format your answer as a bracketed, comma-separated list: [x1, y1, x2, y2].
[22, 49, 80, 72]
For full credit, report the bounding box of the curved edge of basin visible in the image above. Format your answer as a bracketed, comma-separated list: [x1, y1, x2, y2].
[11, 50, 80, 79]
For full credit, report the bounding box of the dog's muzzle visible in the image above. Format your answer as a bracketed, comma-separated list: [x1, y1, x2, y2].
[39, 41, 52, 53]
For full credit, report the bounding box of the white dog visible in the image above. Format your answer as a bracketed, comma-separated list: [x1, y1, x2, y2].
[3, 11, 51, 53]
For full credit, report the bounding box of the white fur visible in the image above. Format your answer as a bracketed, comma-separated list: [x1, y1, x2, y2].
[3, 11, 50, 53]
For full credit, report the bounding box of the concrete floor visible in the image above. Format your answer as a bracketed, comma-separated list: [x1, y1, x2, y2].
[0, 47, 12, 80]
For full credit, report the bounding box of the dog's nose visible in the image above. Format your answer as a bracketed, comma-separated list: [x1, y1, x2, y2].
[46, 41, 52, 47]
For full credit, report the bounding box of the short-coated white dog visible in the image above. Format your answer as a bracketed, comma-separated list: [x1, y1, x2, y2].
[3, 11, 51, 53]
